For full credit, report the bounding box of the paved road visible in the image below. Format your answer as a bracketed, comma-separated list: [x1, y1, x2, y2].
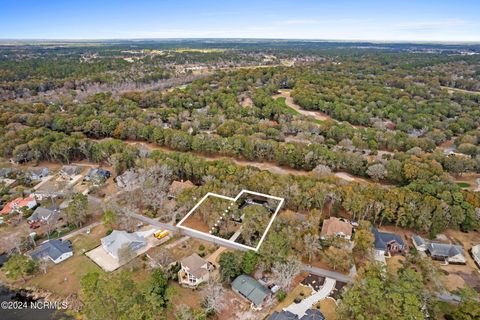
[125, 211, 179, 232]
[61, 221, 102, 240]
[302, 264, 352, 283]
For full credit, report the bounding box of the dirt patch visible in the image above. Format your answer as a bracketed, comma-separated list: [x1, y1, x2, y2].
[314, 298, 337, 320]
[442, 274, 466, 291]
[387, 255, 405, 275]
[240, 96, 253, 108]
[165, 238, 216, 261]
[441, 86, 480, 95]
[181, 214, 211, 233]
[452, 173, 480, 191]
[215, 289, 251, 320]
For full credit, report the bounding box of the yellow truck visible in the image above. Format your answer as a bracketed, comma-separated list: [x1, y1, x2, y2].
[154, 230, 170, 240]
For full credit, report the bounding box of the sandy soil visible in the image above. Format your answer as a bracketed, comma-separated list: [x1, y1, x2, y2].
[273, 90, 332, 122]
[334, 172, 369, 184]
[452, 173, 480, 191]
[441, 86, 480, 95]
[315, 298, 337, 320]
[240, 95, 253, 107]
[181, 214, 211, 233]
[442, 274, 466, 291]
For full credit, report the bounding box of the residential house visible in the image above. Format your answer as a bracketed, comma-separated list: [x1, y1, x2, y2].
[232, 275, 271, 310]
[30, 239, 73, 264]
[84, 168, 111, 183]
[0, 195, 37, 215]
[0, 178, 16, 188]
[115, 169, 138, 190]
[320, 217, 353, 240]
[101, 230, 147, 261]
[427, 243, 466, 265]
[269, 310, 326, 320]
[372, 228, 405, 257]
[0, 168, 14, 178]
[471, 244, 480, 268]
[168, 180, 194, 199]
[26, 167, 49, 181]
[412, 235, 428, 252]
[27, 207, 59, 227]
[59, 165, 82, 179]
[178, 253, 214, 287]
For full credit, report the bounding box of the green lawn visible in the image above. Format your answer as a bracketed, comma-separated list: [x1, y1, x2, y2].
[276, 97, 300, 116]
[457, 182, 470, 188]
[25, 225, 107, 296]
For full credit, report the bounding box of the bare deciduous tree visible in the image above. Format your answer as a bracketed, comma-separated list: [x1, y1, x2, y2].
[138, 164, 172, 213]
[366, 163, 386, 181]
[272, 259, 301, 291]
[148, 250, 174, 271]
[202, 276, 226, 314]
[313, 164, 332, 178]
[303, 233, 322, 262]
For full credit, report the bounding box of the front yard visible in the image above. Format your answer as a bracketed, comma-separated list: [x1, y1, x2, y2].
[25, 224, 107, 296]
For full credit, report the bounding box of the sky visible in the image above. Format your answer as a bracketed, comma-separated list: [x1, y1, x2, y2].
[1, 0, 479, 42]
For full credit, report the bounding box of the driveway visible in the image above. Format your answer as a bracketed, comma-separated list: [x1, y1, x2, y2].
[302, 264, 352, 283]
[284, 277, 336, 317]
[86, 228, 172, 272]
[61, 221, 102, 240]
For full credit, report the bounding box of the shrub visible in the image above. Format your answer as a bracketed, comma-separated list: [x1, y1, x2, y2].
[277, 289, 286, 302]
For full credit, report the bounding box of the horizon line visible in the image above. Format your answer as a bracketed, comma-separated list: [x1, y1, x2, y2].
[0, 37, 479, 45]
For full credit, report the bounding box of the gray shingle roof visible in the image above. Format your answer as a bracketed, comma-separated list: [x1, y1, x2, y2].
[268, 310, 298, 320]
[181, 253, 209, 279]
[30, 239, 72, 261]
[26, 167, 49, 179]
[268, 309, 325, 320]
[301, 309, 325, 320]
[60, 165, 81, 176]
[27, 207, 56, 223]
[101, 230, 146, 259]
[85, 168, 111, 181]
[427, 243, 464, 258]
[232, 275, 270, 306]
[412, 235, 426, 246]
[372, 228, 405, 251]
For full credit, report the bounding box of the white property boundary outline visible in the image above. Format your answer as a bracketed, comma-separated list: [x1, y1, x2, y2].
[176, 189, 284, 252]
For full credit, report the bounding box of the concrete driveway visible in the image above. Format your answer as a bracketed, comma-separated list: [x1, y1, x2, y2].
[284, 277, 336, 317]
[86, 228, 172, 272]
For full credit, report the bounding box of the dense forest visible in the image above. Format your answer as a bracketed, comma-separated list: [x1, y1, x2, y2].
[1, 40, 480, 320]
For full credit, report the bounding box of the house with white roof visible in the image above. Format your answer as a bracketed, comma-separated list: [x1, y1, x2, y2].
[101, 230, 147, 261]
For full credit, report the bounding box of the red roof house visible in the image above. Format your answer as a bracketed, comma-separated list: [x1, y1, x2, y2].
[0, 195, 37, 215]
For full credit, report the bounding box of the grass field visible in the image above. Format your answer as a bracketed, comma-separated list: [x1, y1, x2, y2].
[314, 298, 337, 320]
[276, 97, 301, 116]
[25, 225, 107, 296]
[456, 182, 471, 188]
